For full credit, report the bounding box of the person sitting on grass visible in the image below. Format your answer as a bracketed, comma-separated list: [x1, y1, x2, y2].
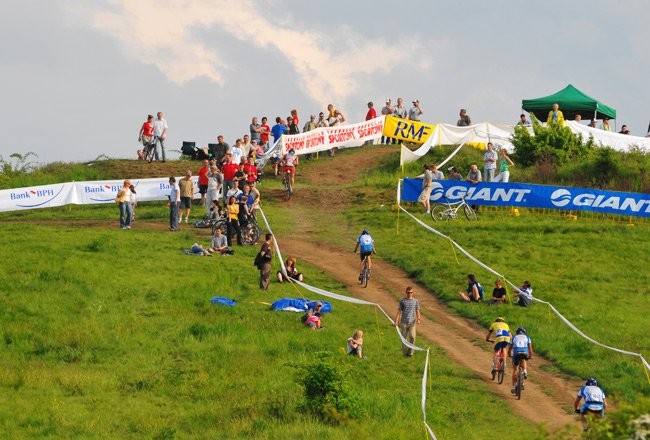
[189, 243, 211, 256]
[458, 273, 483, 302]
[304, 309, 322, 330]
[207, 226, 233, 255]
[277, 256, 304, 282]
[347, 329, 364, 358]
[513, 280, 533, 307]
[486, 279, 507, 305]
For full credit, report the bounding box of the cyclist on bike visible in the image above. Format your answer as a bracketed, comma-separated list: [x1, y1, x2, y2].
[281, 148, 299, 191]
[353, 229, 376, 281]
[574, 377, 607, 428]
[485, 317, 511, 380]
[508, 327, 533, 394]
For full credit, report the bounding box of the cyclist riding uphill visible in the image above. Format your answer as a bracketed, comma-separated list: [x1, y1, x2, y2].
[353, 229, 376, 280]
[281, 148, 299, 189]
[485, 317, 511, 380]
[508, 327, 533, 394]
[574, 377, 607, 427]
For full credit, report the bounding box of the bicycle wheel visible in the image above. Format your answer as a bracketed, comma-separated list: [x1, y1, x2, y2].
[362, 263, 369, 288]
[516, 367, 523, 400]
[497, 357, 505, 384]
[431, 204, 449, 221]
[241, 222, 260, 245]
[283, 176, 292, 201]
[464, 204, 478, 221]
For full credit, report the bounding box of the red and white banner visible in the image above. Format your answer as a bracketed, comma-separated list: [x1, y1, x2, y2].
[281, 116, 386, 155]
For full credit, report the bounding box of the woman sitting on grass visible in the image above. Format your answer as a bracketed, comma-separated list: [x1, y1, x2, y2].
[277, 256, 304, 283]
[347, 330, 364, 358]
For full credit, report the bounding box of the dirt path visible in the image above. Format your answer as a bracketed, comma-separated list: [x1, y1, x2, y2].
[271, 146, 579, 430]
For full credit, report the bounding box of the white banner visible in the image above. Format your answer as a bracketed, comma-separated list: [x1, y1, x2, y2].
[281, 116, 386, 155]
[566, 121, 650, 152]
[0, 182, 75, 212]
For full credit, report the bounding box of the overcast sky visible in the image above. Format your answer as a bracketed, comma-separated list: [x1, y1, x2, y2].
[1, 0, 649, 165]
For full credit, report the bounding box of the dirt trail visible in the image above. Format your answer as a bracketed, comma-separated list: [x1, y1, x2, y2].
[273, 146, 579, 430]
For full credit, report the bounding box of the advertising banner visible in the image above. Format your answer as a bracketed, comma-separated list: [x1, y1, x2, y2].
[383, 116, 435, 144]
[0, 182, 75, 212]
[401, 179, 650, 218]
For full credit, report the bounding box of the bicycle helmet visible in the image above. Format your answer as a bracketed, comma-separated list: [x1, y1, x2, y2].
[361, 229, 369, 235]
[585, 377, 598, 386]
[516, 327, 526, 335]
[495, 317, 505, 323]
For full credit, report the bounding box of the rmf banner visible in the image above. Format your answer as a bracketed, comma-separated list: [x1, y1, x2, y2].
[383, 116, 435, 144]
[401, 178, 650, 218]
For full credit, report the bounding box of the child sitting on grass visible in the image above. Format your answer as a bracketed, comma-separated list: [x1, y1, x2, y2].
[347, 329, 364, 358]
[304, 309, 322, 330]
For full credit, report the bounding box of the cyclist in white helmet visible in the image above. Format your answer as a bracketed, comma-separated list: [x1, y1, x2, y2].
[508, 326, 533, 394]
[574, 377, 607, 430]
[353, 229, 376, 281]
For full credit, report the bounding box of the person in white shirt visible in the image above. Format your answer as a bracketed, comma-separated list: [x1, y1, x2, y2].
[483, 142, 497, 182]
[153, 112, 168, 162]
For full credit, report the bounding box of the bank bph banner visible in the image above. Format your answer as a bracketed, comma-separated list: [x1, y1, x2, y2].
[401, 179, 650, 218]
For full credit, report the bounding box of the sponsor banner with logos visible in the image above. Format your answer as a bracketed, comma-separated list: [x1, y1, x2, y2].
[383, 116, 436, 144]
[401, 179, 650, 218]
[0, 177, 204, 212]
[281, 116, 385, 155]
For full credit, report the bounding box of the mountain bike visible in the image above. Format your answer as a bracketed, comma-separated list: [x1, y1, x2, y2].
[488, 341, 507, 384]
[514, 358, 526, 400]
[240, 216, 261, 246]
[281, 168, 293, 200]
[359, 255, 371, 288]
[430, 196, 477, 221]
[142, 136, 158, 163]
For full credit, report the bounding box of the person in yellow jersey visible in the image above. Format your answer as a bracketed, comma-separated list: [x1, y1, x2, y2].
[546, 102, 565, 126]
[485, 317, 511, 380]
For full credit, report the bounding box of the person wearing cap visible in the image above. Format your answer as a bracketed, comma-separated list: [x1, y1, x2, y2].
[380, 99, 393, 144]
[588, 119, 597, 128]
[116, 179, 133, 229]
[485, 316, 511, 380]
[546, 103, 565, 126]
[408, 99, 423, 121]
[448, 166, 463, 181]
[457, 109, 471, 126]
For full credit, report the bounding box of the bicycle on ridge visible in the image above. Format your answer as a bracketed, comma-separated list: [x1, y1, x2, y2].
[430, 195, 477, 221]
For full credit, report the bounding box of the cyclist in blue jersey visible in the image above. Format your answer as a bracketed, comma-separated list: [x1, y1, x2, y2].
[508, 327, 533, 394]
[353, 229, 376, 281]
[574, 377, 607, 429]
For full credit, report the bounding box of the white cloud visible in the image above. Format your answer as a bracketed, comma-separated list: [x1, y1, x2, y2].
[88, 0, 417, 104]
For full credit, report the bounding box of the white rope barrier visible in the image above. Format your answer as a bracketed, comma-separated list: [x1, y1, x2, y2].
[398, 203, 650, 378]
[257, 205, 437, 439]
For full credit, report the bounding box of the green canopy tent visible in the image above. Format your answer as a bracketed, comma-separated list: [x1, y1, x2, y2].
[522, 84, 616, 122]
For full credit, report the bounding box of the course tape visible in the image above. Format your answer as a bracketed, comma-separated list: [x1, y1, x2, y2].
[398, 204, 650, 379]
[257, 205, 437, 440]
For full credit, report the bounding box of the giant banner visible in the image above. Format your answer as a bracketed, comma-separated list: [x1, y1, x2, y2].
[401, 179, 650, 218]
[281, 116, 385, 155]
[383, 116, 435, 144]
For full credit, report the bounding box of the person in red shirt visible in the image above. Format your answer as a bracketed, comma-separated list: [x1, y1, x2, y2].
[260, 116, 271, 149]
[221, 154, 239, 203]
[197, 159, 210, 207]
[244, 156, 258, 185]
[138, 114, 155, 155]
[366, 101, 376, 120]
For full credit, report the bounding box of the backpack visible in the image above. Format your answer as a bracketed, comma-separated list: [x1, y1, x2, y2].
[477, 283, 484, 300]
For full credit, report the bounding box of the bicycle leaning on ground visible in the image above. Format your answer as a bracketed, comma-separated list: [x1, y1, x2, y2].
[430, 195, 477, 221]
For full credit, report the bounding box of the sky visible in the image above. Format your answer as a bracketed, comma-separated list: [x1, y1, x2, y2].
[1, 0, 649, 165]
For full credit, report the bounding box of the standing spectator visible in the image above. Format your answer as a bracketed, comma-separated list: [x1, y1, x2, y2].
[249, 117, 261, 144]
[259, 117, 271, 148]
[167, 176, 180, 231]
[303, 114, 317, 133]
[466, 164, 482, 184]
[331, 110, 346, 126]
[618, 124, 630, 135]
[546, 103, 565, 126]
[230, 139, 244, 165]
[221, 154, 238, 203]
[327, 103, 336, 121]
[129, 184, 138, 222]
[249, 181, 260, 217]
[366, 101, 377, 145]
[448, 166, 463, 180]
[394, 286, 421, 357]
[588, 119, 597, 128]
[408, 99, 423, 121]
[316, 112, 329, 128]
[197, 159, 210, 207]
[290, 109, 300, 129]
[138, 115, 155, 155]
[517, 114, 531, 127]
[234, 163, 247, 185]
[178, 170, 194, 224]
[210, 135, 229, 165]
[241, 135, 254, 158]
[380, 99, 392, 144]
[153, 111, 168, 162]
[205, 165, 222, 217]
[416, 164, 434, 214]
[574, 114, 582, 123]
[225, 179, 243, 202]
[271, 117, 288, 145]
[225, 196, 242, 247]
[393, 97, 408, 119]
[493, 149, 515, 183]
[287, 116, 300, 135]
[244, 156, 258, 186]
[483, 142, 497, 182]
[115, 179, 132, 230]
[457, 108, 471, 126]
[258, 233, 274, 290]
[431, 164, 444, 180]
